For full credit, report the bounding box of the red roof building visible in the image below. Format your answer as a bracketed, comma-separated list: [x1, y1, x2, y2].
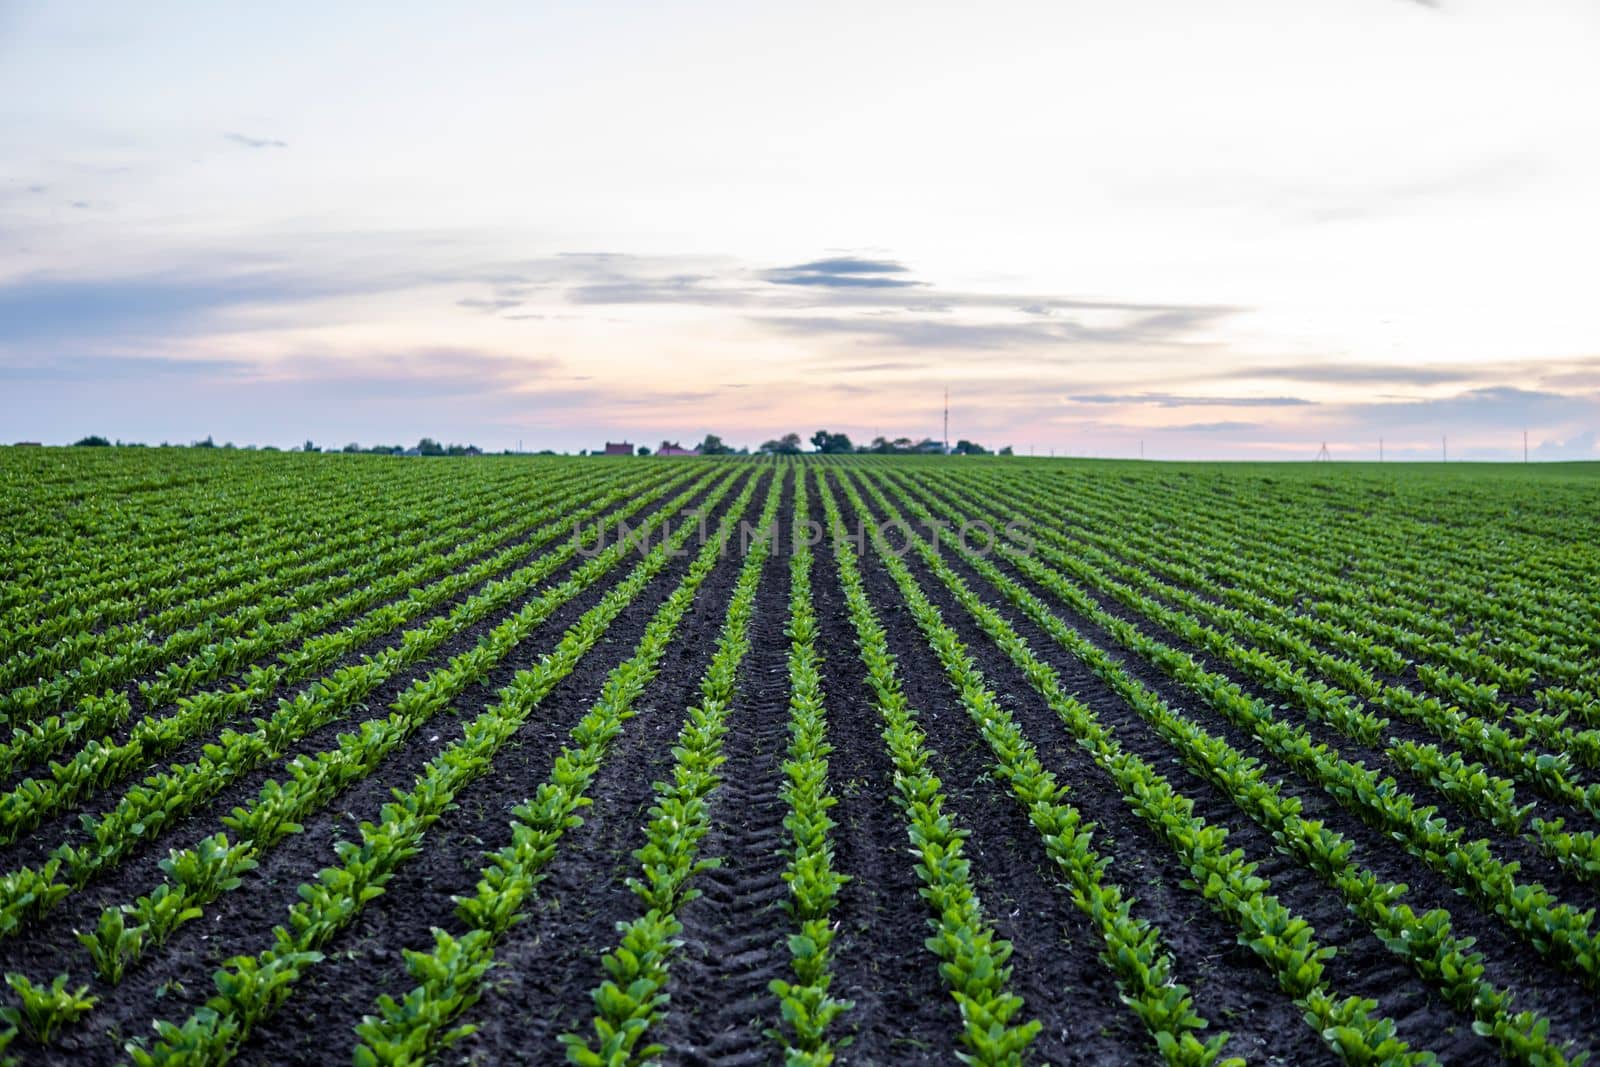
[655, 440, 699, 457]
[602, 441, 634, 456]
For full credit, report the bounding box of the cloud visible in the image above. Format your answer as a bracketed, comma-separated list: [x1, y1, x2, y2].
[1216, 361, 1478, 385]
[1071, 392, 1314, 407]
[1533, 430, 1598, 459]
[765, 257, 920, 289]
[253, 348, 562, 399]
[1332, 386, 1598, 430]
[767, 272, 919, 289]
[0, 354, 245, 383]
[0, 270, 361, 346]
[457, 297, 524, 312]
[1301, 155, 1536, 224]
[762, 315, 1067, 349]
[567, 274, 755, 306]
[1532, 358, 1600, 389]
[782, 257, 909, 275]
[224, 132, 288, 149]
[1170, 420, 1260, 433]
[761, 304, 1233, 351]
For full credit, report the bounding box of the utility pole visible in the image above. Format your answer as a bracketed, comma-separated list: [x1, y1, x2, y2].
[1524, 429, 1528, 463]
[1315, 442, 1331, 462]
[1379, 436, 1384, 463]
[943, 387, 949, 455]
[1139, 439, 1144, 460]
[1442, 434, 1447, 463]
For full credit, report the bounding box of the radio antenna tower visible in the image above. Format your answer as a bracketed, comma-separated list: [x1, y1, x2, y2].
[1315, 442, 1331, 462]
[943, 387, 950, 455]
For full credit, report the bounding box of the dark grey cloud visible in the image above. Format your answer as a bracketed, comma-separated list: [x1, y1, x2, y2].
[224, 132, 288, 149]
[765, 257, 920, 289]
[768, 273, 919, 289]
[1072, 392, 1314, 408]
[783, 258, 908, 275]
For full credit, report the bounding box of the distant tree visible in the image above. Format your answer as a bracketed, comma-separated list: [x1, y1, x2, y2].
[811, 430, 854, 454]
[951, 439, 988, 455]
[697, 434, 735, 455]
[913, 438, 943, 454]
[303, 439, 320, 453]
[343, 442, 362, 453]
[192, 435, 217, 449]
[759, 433, 802, 455]
[999, 445, 1014, 456]
[416, 437, 444, 456]
[72, 435, 111, 447]
[637, 445, 652, 456]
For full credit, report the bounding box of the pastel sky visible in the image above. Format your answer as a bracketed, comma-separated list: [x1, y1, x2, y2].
[3, 0, 1599, 458]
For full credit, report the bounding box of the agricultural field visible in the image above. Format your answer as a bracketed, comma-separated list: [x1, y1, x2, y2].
[1, 447, 1598, 1066]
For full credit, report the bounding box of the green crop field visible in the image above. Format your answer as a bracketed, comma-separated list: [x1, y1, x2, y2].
[1, 447, 1597, 1066]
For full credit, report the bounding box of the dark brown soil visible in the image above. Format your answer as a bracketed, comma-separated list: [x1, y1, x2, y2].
[4, 460, 1594, 1067]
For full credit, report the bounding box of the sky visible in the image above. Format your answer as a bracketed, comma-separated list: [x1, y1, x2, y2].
[3, 0, 1599, 459]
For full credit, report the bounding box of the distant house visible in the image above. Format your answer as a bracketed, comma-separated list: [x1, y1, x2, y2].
[655, 440, 699, 457]
[602, 441, 634, 456]
[401, 448, 422, 457]
[463, 445, 483, 456]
